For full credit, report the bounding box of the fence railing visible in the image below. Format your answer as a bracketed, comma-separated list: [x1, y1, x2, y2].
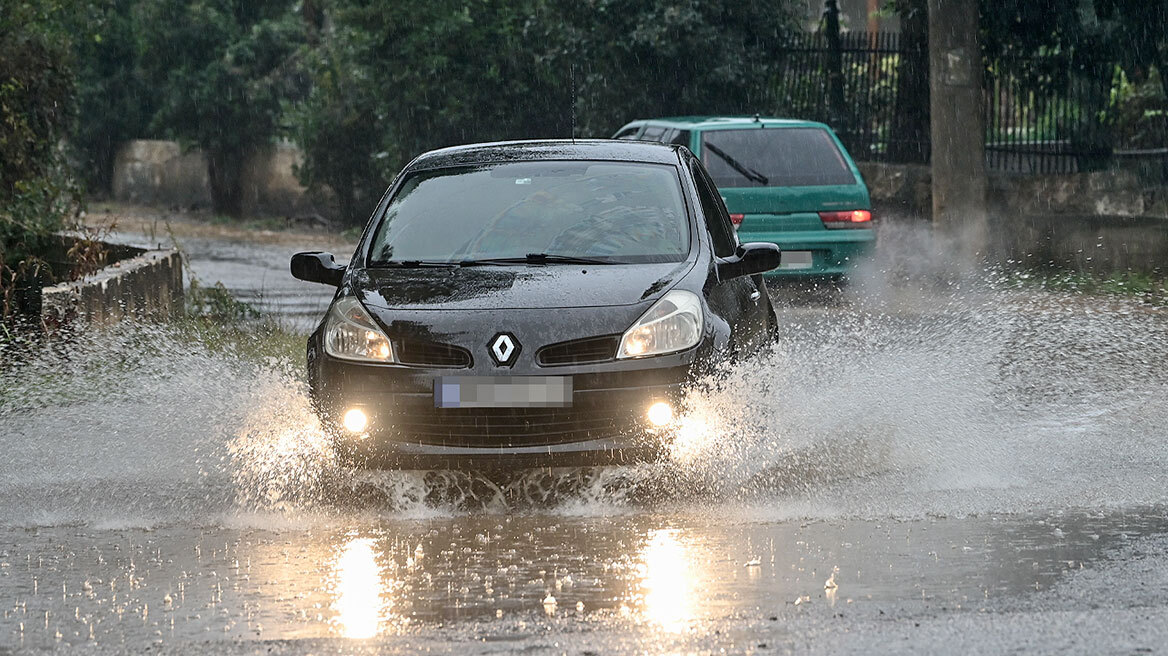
[985, 58, 1111, 174]
[775, 31, 1168, 175]
[774, 31, 922, 164]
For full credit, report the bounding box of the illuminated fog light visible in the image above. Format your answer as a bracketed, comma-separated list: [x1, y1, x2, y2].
[647, 402, 674, 427]
[342, 408, 369, 433]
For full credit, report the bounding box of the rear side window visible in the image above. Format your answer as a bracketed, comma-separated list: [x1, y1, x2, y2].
[701, 127, 857, 188]
[639, 125, 666, 142]
[613, 126, 640, 140]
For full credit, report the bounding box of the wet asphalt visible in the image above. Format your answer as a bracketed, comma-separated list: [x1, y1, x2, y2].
[1, 219, 1166, 654]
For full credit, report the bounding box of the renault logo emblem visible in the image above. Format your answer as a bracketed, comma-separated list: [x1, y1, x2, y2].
[488, 333, 520, 366]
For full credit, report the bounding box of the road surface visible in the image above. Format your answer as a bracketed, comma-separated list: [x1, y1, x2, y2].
[2, 217, 1166, 654]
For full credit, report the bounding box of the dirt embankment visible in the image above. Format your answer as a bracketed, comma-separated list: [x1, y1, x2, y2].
[84, 201, 355, 251]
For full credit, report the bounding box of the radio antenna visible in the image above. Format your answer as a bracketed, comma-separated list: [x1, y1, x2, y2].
[570, 63, 577, 143]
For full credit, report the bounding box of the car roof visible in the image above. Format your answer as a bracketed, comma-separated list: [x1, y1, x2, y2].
[407, 139, 686, 170]
[624, 116, 830, 130]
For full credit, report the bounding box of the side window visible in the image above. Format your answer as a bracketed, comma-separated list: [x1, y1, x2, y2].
[639, 125, 666, 142]
[669, 130, 691, 147]
[690, 161, 737, 258]
[613, 126, 640, 140]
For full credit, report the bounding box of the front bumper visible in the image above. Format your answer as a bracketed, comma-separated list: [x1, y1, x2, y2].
[309, 345, 697, 469]
[340, 436, 664, 470]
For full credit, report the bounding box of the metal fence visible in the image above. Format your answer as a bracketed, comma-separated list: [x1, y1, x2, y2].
[986, 58, 1168, 175]
[775, 31, 1168, 176]
[985, 58, 1108, 174]
[774, 31, 921, 164]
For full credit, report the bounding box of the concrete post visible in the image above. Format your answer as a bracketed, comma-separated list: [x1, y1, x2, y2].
[927, 0, 988, 258]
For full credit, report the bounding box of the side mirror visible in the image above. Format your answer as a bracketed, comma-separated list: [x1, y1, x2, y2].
[291, 251, 345, 287]
[716, 242, 781, 280]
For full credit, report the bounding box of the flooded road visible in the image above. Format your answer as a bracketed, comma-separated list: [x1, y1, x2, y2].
[2, 218, 1167, 653]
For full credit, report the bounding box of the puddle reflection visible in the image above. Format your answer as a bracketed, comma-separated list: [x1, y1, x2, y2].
[331, 537, 391, 639]
[638, 529, 697, 633]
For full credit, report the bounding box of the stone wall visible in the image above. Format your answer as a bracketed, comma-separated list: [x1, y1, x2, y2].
[989, 170, 1168, 219]
[857, 162, 932, 218]
[111, 140, 323, 218]
[41, 245, 184, 326]
[858, 162, 1168, 273]
[859, 162, 1168, 221]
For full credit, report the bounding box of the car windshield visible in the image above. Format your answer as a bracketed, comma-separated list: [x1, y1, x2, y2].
[367, 161, 690, 265]
[701, 127, 857, 187]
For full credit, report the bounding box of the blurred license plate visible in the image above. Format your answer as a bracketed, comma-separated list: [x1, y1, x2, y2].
[434, 376, 573, 408]
[780, 251, 813, 269]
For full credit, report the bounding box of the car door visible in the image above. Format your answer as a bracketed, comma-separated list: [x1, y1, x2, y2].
[688, 155, 770, 352]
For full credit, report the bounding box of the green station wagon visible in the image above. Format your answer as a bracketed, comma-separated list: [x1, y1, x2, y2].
[612, 116, 875, 278]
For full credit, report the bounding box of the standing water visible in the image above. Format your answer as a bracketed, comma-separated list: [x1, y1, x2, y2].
[1, 221, 1167, 653]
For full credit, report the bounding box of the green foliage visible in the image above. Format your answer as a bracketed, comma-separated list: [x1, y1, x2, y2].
[185, 278, 259, 322]
[1108, 68, 1168, 149]
[981, 0, 1167, 76]
[181, 280, 302, 365]
[72, 0, 157, 194]
[291, 0, 573, 224]
[0, 1, 83, 318]
[138, 0, 305, 216]
[979, 0, 1167, 165]
[1010, 269, 1168, 305]
[290, 0, 799, 225]
[545, 0, 800, 136]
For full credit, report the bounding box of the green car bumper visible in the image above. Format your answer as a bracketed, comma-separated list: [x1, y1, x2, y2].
[737, 227, 876, 277]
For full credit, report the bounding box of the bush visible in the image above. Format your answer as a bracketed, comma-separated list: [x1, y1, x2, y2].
[290, 0, 800, 225]
[138, 0, 305, 216]
[0, 2, 83, 319]
[72, 0, 157, 194]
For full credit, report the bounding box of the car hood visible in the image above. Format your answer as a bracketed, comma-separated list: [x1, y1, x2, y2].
[354, 261, 692, 311]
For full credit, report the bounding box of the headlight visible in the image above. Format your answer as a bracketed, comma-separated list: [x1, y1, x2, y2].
[324, 297, 395, 363]
[617, 290, 703, 359]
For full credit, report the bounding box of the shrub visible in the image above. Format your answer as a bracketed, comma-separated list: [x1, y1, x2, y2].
[0, 2, 84, 319]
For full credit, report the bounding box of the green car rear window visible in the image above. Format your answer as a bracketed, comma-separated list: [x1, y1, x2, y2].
[701, 127, 857, 188]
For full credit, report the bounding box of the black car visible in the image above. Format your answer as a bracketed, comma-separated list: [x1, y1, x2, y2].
[291, 140, 780, 469]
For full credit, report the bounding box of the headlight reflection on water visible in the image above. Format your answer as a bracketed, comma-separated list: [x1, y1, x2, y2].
[637, 529, 696, 633]
[331, 537, 391, 639]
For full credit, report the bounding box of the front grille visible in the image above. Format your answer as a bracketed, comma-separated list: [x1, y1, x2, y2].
[537, 335, 620, 366]
[385, 402, 646, 448]
[396, 341, 472, 368]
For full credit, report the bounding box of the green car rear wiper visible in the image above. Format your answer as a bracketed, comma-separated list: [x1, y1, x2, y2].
[459, 253, 614, 266]
[704, 142, 769, 186]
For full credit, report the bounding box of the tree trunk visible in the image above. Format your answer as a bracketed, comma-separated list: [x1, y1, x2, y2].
[207, 148, 244, 217]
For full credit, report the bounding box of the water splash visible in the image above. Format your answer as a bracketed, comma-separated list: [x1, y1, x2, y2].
[2, 246, 1167, 523]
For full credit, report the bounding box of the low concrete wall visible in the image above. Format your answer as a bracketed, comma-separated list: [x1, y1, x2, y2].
[860, 162, 1168, 221]
[858, 162, 1168, 273]
[41, 246, 184, 326]
[111, 140, 323, 217]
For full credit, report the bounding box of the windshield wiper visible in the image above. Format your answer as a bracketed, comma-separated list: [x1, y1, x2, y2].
[459, 253, 614, 266]
[704, 143, 769, 186]
[373, 260, 458, 268]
